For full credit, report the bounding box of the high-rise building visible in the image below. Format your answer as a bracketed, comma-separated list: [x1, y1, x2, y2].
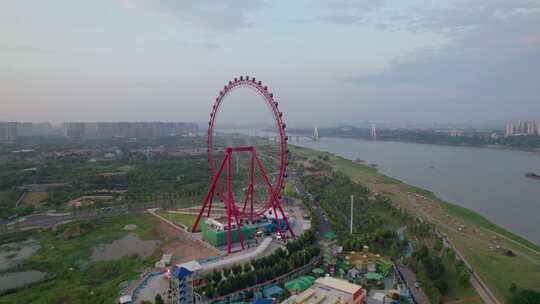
[505, 121, 539, 136]
[16, 122, 33, 137]
[63, 122, 85, 138]
[371, 123, 377, 140]
[0, 122, 17, 141]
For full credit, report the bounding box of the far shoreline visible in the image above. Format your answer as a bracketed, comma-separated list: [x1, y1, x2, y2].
[293, 133, 540, 154]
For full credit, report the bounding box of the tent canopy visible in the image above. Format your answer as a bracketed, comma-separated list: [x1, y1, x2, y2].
[323, 231, 337, 240]
[312, 268, 325, 275]
[285, 276, 316, 292]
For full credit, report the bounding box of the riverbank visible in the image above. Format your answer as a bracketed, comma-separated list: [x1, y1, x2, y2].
[290, 145, 540, 302]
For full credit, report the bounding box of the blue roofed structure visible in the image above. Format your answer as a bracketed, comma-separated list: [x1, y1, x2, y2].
[253, 298, 273, 304]
[171, 266, 192, 280]
[262, 285, 283, 298]
[170, 266, 195, 304]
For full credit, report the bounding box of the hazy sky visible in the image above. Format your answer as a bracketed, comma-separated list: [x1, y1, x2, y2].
[1, 0, 539, 125]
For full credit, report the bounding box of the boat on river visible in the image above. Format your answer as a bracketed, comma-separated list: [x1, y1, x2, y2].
[525, 172, 540, 180]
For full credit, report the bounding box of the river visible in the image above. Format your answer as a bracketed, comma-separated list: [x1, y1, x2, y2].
[293, 137, 540, 245]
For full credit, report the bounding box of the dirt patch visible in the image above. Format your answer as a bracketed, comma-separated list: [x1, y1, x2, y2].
[66, 195, 113, 208]
[91, 233, 160, 262]
[0, 270, 46, 291]
[157, 221, 219, 264]
[21, 192, 47, 207]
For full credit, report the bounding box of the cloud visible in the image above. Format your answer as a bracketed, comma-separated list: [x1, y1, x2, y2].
[307, 0, 387, 26]
[343, 0, 540, 120]
[0, 44, 55, 55]
[124, 0, 264, 32]
[347, 0, 540, 86]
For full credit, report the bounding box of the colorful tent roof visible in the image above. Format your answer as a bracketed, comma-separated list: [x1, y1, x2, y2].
[285, 276, 316, 293]
[323, 231, 337, 240]
[312, 268, 325, 275]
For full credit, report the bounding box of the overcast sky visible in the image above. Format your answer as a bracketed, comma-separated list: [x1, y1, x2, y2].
[1, 0, 539, 125]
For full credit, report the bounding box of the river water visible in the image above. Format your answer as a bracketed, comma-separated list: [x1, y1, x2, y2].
[294, 137, 540, 245]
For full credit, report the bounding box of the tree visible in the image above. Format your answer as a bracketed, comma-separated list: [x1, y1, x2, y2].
[509, 283, 518, 294]
[508, 288, 540, 304]
[433, 239, 443, 253]
[232, 264, 242, 275]
[211, 269, 222, 283]
[455, 261, 470, 286]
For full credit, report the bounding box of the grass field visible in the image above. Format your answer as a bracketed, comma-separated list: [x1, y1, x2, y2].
[158, 211, 199, 232]
[441, 253, 481, 303]
[0, 191, 20, 218]
[0, 214, 162, 304]
[290, 145, 540, 302]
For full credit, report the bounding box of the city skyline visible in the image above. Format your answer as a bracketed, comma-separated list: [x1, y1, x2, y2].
[2, 0, 540, 124]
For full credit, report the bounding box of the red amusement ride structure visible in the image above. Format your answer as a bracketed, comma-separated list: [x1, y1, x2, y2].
[191, 76, 295, 254]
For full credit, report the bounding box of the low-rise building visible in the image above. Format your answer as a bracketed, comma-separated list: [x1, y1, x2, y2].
[286, 277, 366, 304]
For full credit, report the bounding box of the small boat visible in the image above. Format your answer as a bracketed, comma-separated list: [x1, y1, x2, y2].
[525, 172, 540, 180]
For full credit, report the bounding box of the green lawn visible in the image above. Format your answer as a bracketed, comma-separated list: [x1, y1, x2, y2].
[447, 229, 540, 301]
[0, 214, 162, 304]
[440, 201, 540, 253]
[158, 211, 199, 232]
[441, 252, 481, 303]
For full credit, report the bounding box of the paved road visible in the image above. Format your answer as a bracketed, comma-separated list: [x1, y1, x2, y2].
[395, 262, 430, 304]
[287, 166, 331, 239]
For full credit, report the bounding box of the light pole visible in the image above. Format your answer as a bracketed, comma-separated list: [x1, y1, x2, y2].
[350, 194, 354, 234]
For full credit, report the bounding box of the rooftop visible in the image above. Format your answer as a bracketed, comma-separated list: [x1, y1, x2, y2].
[315, 277, 362, 295]
[177, 260, 202, 273]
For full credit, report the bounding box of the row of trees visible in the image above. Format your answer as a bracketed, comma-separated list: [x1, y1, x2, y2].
[508, 284, 540, 304]
[299, 162, 413, 258]
[407, 245, 473, 303]
[198, 231, 320, 298]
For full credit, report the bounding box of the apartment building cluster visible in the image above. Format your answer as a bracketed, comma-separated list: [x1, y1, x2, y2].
[0, 121, 57, 141]
[94, 122, 197, 139]
[505, 121, 539, 137]
[0, 122, 17, 141]
[62, 122, 198, 139]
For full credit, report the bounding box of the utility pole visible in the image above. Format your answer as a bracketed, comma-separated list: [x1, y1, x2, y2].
[350, 194, 354, 234]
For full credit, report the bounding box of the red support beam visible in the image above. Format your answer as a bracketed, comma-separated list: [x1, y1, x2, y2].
[253, 148, 296, 239]
[226, 152, 232, 255]
[192, 153, 228, 233]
